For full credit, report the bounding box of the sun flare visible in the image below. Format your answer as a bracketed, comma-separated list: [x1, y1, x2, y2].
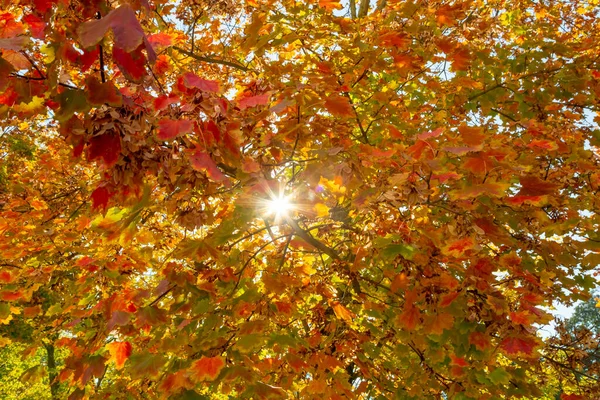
[268, 194, 292, 217]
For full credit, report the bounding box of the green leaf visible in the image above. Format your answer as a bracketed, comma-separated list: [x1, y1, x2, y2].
[382, 244, 416, 260]
[489, 367, 511, 385]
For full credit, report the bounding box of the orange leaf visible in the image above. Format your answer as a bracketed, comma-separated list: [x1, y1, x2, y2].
[397, 305, 421, 330]
[443, 237, 474, 257]
[318, 0, 343, 11]
[324, 95, 354, 117]
[189, 356, 225, 381]
[439, 291, 459, 308]
[510, 311, 531, 326]
[463, 155, 492, 175]
[331, 301, 354, 323]
[458, 124, 485, 146]
[427, 313, 454, 335]
[106, 341, 132, 369]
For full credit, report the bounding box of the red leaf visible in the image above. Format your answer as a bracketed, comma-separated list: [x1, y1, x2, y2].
[154, 94, 179, 111]
[157, 119, 193, 140]
[1, 290, 23, 301]
[238, 93, 270, 110]
[324, 95, 354, 117]
[87, 132, 121, 168]
[106, 342, 132, 369]
[0, 87, 18, 106]
[469, 331, 490, 351]
[113, 46, 146, 82]
[78, 5, 145, 52]
[451, 355, 469, 367]
[34, 0, 56, 14]
[189, 356, 225, 381]
[183, 72, 220, 93]
[505, 195, 544, 205]
[78, 46, 99, 72]
[23, 14, 45, 39]
[0, 271, 13, 283]
[189, 150, 226, 182]
[561, 394, 585, 400]
[91, 187, 111, 211]
[517, 176, 559, 196]
[500, 336, 537, 356]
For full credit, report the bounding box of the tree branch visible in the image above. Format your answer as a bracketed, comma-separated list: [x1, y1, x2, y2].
[172, 46, 251, 72]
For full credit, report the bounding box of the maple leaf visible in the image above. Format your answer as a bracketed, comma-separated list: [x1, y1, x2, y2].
[0, 36, 29, 51]
[183, 72, 220, 93]
[147, 32, 173, 51]
[561, 394, 585, 400]
[439, 291, 459, 307]
[189, 356, 225, 381]
[23, 14, 45, 39]
[91, 186, 111, 211]
[188, 150, 227, 182]
[426, 313, 454, 335]
[324, 95, 354, 117]
[78, 5, 145, 52]
[443, 237, 474, 257]
[397, 305, 421, 330]
[87, 132, 121, 168]
[238, 93, 270, 110]
[517, 176, 560, 196]
[157, 119, 194, 140]
[500, 336, 538, 356]
[318, 0, 343, 11]
[106, 341, 132, 369]
[113, 46, 147, 83]
[469, 331, 491, 351]
[85, 77, 122, 106]
[330, 301, 354, 323]
[154, 94, 179, 111]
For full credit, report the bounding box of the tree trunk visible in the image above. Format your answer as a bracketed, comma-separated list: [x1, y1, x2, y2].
[44, 343, 59, 400]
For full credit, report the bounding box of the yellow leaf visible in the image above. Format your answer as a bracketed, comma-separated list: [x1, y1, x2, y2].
[41, 44, 55, 64]
[314, 203, 329, 217]
[14, 96, 45, 113]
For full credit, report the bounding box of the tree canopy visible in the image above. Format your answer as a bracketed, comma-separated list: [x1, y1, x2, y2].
[1, 0, 600, 398]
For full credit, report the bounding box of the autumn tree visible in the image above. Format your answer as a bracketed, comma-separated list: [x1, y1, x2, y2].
[1, 0, 600, 398]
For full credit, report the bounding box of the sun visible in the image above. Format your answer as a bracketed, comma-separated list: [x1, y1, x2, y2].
[268, 193, 292, 218]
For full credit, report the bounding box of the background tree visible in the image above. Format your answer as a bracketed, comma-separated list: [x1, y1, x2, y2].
[1, 0, 600, 399]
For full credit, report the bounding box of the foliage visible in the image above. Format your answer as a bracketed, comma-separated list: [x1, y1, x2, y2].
[0, 343, 53, 400]
[1, 0, 600, 398]
[566, 292, 600, 336]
